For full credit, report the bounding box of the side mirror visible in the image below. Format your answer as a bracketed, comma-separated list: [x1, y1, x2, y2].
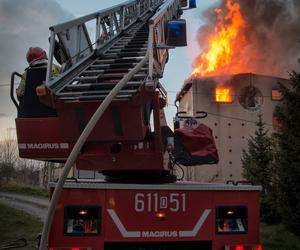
[165, 19, 187, 47]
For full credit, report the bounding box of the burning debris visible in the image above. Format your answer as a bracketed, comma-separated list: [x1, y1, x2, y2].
[192, 0, 300, 78]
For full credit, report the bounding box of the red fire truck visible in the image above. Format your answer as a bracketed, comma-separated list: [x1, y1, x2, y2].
[10, 0, 262, 249]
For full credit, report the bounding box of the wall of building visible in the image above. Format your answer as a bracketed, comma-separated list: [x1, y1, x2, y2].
[178, 73, 289, 183]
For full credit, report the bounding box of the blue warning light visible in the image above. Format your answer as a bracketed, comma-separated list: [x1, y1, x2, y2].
[165, 19, 187, 47]
[189, 0, 197, 9]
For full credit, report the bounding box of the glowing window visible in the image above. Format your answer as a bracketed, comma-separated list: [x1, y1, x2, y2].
[271, 89, 283, 101]
[215, 87, 234, 103]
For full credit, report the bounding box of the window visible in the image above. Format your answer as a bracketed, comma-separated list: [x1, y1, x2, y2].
[215, 87, 234, 103]
[238, 86, 263, 112]
[64, 206, 101, 236]
[271, 89, 283, 101]
[216, 206, 248, 234]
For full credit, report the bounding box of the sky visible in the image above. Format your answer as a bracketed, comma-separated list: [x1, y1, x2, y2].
[0, 0, 218, 136]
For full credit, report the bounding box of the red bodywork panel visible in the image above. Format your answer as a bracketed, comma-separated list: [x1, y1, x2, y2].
[76, 142, 164, 171]
[49, 182, 260, 250]
[15, 117, 70, 160]
[56, 100, 148, 142]
[15, 92, 165, 171]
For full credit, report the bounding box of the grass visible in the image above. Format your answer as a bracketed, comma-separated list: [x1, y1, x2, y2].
[0, 183, 48, 197]
[0, 203, 43, 249]
[260, 223, 300, 250]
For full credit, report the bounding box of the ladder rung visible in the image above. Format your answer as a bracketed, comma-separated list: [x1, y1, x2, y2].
[64, 81, 142, 90]
[74, 76, 100, 82]
[58, 89, 138, 96]
[82, 70, 104, 75]
[121, 47, 147, 52]
[127, 41, 147, 45]
[119, 52, 146, 57]
[95, 59, 115, 64]
[124, 44, 148, 48]
[89, 64, 111, 69]
[113, 57, 143, 63]
[100, 73, 147, 79]
[60, 94, 132, 101]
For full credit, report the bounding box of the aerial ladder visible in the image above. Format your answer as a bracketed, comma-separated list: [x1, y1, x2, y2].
[12, 0, 190, 182]
[10, 0, 262, 249]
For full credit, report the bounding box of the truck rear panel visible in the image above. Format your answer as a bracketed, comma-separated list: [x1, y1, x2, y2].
[49, 181, 261, 250]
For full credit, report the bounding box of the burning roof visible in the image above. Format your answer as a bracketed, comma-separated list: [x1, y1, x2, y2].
[191, 0, 300, 78]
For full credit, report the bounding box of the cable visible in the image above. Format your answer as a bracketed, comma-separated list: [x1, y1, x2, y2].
[168, 152, 185, 181]
[39, 52, 149, 250]
[166, 89, 279, 98]
[175, 162, 185, 181]
[167, 103, 273, 126]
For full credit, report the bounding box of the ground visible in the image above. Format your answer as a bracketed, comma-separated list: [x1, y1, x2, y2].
[0, 203, 42, 249]
[0, 183, 48, 197]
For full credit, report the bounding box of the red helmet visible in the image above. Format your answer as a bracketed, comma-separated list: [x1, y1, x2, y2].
[26, 47, 47, 65]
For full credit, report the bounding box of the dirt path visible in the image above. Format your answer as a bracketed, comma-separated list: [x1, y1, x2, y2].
[0, 192, 49, 221]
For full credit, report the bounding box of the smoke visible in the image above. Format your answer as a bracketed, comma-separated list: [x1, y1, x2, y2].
[194, 0, 300, 77]
[0, 0, 73, 81]
[0, 0, 73, 125]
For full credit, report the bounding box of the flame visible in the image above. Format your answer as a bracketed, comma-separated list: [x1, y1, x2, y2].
[192, 0, 247, 77]
[215, 87, 233, 103]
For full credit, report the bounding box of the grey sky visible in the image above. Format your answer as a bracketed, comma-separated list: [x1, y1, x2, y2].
[0, 0, 218, 135]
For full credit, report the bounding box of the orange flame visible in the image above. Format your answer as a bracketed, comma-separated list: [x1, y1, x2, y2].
[192, 0, 247, 77]
[215, 87, 233, 103]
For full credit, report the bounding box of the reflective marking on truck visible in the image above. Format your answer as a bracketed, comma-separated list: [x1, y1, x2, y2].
[18, 144, 27, 149]
[18, 143, 69, 149]
[134, 193, 186, 212]
[179, 209, 211, 237]
[141, 231, 178, 237]
[107, 208, 211, 238]
[107, 209, 141, 237]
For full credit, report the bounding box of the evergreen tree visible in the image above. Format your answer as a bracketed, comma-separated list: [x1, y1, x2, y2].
[274, 67, 300, 235]
[242, 113, 280, 223]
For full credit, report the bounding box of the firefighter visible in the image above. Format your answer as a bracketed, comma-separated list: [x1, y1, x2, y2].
[16, 47, 60, 101]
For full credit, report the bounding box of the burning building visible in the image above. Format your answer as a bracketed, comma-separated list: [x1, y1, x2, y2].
[176, 0, 299, 182]
[176, 73, 289, 182]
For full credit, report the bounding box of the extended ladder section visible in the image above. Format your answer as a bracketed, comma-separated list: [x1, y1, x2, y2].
[46, 0, 181, 102]
[52, 21, 149, 101]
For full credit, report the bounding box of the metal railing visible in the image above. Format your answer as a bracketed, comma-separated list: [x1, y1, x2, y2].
[146, 0, 181, 87]
[46, 0, 163, 87]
